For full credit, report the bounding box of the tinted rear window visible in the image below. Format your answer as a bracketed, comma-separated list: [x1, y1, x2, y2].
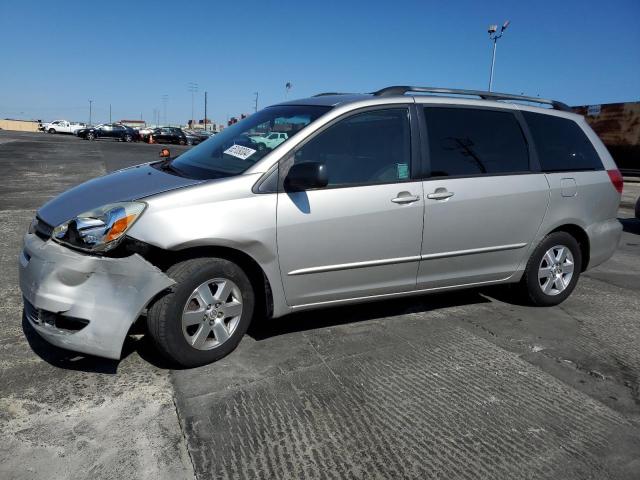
[424, 107, 529, 177]
[522, 112, 602, 172]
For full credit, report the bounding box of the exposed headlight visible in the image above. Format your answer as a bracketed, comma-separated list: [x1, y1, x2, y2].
[52, 202, 146, 252]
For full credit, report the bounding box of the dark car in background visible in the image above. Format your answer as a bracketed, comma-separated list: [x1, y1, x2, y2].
[76, 123, 139, 142]
[150, 127, 187, 145]
[184, 129, 213, 145]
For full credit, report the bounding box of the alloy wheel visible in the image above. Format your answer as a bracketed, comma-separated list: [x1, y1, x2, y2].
[181, 278, 243, 350]
[538, 245, 575, 296]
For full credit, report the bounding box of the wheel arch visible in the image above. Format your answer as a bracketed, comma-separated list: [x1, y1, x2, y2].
[161, 245, 274, 320]
[547, 224, 590, 272]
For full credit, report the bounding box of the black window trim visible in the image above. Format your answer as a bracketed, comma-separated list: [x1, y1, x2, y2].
[418, 103, 541, 180]
[254, 103, 421, 193]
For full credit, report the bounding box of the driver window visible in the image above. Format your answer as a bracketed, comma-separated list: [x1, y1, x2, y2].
[294, 108, 411, 188]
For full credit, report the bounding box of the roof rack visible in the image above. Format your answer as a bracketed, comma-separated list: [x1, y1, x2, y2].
[372, 86, 571, 112]
[313, 92, 351, 97]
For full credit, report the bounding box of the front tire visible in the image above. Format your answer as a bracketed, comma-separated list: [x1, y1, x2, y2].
[48, 128, 56, 134]
[520, 231, 582, 306]
[86, 132, 95, 140]
[147, 257, 255, 367]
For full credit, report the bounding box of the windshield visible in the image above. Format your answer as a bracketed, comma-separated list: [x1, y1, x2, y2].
[171, 105, 330, 179]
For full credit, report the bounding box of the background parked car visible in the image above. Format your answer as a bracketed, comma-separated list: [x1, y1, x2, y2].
[43, 120, 86, 134]
[150, 127, 187, 145]
[184, 129, 213, 145]
[250, 131, 289, 150]
[137, 126, 156, 142]
[76, 123, 139, 142]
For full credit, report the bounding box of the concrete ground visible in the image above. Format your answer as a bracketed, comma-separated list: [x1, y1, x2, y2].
[1, 130, 639, 479]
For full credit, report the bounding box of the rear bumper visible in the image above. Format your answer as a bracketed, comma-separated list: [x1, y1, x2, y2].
[19, 233, 175, 359]
[586, 218, 623, 270]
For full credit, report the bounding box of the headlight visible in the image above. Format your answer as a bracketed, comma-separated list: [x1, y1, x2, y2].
[52, 202, 146, 252]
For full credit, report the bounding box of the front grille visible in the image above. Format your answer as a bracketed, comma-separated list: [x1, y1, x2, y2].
[23, 298, 89, 332]
[34, 217, 54, 240]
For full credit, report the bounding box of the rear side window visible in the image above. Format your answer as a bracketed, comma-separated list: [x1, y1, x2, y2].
[522, 112, 602, 172]
[424, 107, 529, 177]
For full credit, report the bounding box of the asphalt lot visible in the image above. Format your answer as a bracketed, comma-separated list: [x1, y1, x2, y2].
[1, 130, 640, 479]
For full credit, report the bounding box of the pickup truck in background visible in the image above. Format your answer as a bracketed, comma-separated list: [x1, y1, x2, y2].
[249, 131, 289, 150]
[41, 120, 87, 134]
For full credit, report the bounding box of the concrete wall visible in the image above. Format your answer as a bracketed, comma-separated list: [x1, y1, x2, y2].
[0, 119, 40, 132]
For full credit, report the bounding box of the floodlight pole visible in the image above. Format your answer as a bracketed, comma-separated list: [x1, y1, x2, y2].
[488, 21, 510, 92]
[204, 91, 208, 131]
[188, 82, 198, 128]
[88, 100, 93, 126]
[489, 38, 498, 92]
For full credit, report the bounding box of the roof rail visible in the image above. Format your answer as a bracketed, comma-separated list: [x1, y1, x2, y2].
[372, 86, 571, 112]
[313, 92, 351, 97]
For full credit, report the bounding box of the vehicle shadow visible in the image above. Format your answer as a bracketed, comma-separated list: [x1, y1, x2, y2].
[247, 288, 493, 341]
[23, 288, 497, 372]
[619, 217, 640, 235]
[21, 312, 172, 373]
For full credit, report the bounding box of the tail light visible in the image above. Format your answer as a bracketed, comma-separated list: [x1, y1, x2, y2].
[607, 169, 624, 194]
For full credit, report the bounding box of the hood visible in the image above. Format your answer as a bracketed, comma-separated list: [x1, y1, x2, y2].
[38, 163, 203, 227]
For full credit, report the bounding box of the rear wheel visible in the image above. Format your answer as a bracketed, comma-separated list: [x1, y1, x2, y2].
[178, 138, 186, 146]
[520, 231, 581, 306]
[147, 257, 255, 367]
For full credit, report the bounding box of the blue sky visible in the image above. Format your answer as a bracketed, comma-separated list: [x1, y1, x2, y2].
[1, 0, 638, 125]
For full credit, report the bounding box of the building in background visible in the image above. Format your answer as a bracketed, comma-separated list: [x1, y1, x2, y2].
[573, 102, 640, 176]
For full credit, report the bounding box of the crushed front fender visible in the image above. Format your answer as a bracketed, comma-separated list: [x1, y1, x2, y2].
[19, 233, 175, 360]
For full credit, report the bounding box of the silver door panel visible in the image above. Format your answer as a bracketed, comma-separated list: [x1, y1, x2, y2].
[418, 174, 550, 287]
[277, 182, 424, 306]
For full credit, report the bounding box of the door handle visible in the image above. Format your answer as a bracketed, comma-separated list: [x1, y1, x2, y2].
[427, 189, 454, 200]
[391, 191, 420, 204]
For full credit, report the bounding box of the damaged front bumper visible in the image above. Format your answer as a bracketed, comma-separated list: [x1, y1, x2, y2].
[19, 233, 175, 360]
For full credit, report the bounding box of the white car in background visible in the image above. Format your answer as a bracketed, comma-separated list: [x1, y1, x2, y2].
[250, 131, 288, 150]
[43, 120, 86, 135]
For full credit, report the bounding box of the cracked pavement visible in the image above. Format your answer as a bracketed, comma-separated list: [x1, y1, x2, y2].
[1, 131, 640, 479]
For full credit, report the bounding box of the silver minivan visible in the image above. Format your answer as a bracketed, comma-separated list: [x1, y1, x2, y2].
[19, 86, 623, 367]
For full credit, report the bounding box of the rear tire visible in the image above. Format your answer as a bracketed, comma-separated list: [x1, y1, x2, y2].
[520, 231, 582, 306]
[147, 257, 255, 367]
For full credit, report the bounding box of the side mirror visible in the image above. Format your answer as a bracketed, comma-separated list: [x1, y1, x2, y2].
[159, 148, 171, 158]
[284, 162, 328, 191]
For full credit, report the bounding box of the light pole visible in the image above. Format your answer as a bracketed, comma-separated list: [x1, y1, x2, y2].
[88, 99, 93, 125]
[161, 95, 168, 125]
[204, 91, 208, 131]
[188, 82, 198, 127]
[254, 92, 259, 113]
[109, 103, 112, 123]
[487, 20, 510, 92]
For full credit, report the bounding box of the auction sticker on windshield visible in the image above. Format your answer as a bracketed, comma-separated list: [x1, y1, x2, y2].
[224, 144, 256, 160]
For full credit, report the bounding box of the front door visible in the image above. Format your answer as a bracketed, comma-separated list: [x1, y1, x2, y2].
[416, 106, 550, 289]
[277, 107, 425, 306]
